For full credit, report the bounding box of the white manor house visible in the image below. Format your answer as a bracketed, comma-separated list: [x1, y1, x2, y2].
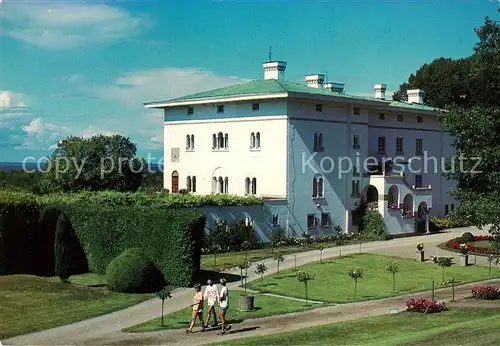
[145, 60, 457, 238]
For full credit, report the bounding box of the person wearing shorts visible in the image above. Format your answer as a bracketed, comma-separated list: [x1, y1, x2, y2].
[218, 278, 230, 335]
[186, 283, 205, 333]
[203, 279, 219, 328]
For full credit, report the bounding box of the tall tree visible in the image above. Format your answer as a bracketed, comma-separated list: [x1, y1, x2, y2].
[42, 134, 146, 192]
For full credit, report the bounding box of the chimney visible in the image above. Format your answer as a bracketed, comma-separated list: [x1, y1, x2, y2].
[325, 82, 345, 93]
[374, 84, 387, 100]
[305, 74, 325, 88]
[407, 89, 425, 104]
[263, 61, 287, 80]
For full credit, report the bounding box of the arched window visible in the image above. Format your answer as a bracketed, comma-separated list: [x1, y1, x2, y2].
[218, 177, 224, 193]
[192, 176, 197, 193]
[217, 132, 224, 149]
[212, 134, 217, 149]
[317, 177, 324, 198]
[312, 177, 318, 197]
[245, 177, 251, 195]
[250, 132, 255, 148]
[186, 135, 191, 150]
[356, 180, 360, 195]
[186, 176, 192, 191]
[313, 176, 324, 198]
[351, 180, 356, 195]
[224, 177, 229, 193]
[256, 132, 261, 148]
[190, 134, 195, 150]
[251, 177, 257, 195]
[313, 133, 318, 151]
[224, 133, 229, 149]
[212, 177, 217, 193]
[318, 133, 323, 150]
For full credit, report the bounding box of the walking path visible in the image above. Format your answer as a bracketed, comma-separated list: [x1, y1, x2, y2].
[262, 293, 326, 304]
[4, 226, 493, 345]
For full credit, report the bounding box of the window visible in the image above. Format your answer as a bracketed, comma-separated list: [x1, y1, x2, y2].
[272, 214, 279, 226]
[313, 133, 324, 152]
[315, 104, 323, 112]
[445, 204, 449, 215]
[417, 116, 423, 123]
[416, 138, 423, 155]
[397, 114, 404, 122]
[353, 134, 360, 149]
[379, 113, 385, 120]
[212, 177, 217, 193]
[213, 132, 229, 150]
[351, 180, 360, 196]
[252, 103, 259, 111]
[224, 177, 229, 193]
[396, 137, 404, 154]
[353, 165, 359, 176]
[378, 136, 386, 153]
[321, 213, 330, 227]
[307, 214, 316, 229]
[353, 107, 360, 116]
[415, 174, 422, 188]
[451, 204, 455, 212]
[356, 180, 360, 195]
[186, 134, 194, 150]
[250, 132, 261, 149]
[312, 176, 324, 198]
[214, 176, 228, 194]
[216, 105, 224, 113]
[245, 177, 257, 195]
[186, 176, 196, 192]
[187, 107, 194, 115]
[186, 176, 191, 191]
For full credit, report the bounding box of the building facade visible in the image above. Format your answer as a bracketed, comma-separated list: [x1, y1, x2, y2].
[145, 61, 457, 239]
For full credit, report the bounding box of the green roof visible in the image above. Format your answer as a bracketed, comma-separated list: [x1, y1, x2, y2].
[145, 79, 440, 112]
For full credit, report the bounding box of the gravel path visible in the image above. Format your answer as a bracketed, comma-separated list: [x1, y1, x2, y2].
[4, 226, 493, 345]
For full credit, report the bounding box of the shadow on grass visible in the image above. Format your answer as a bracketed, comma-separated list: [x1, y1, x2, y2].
[227, 326, 260, 334]
[194, 270, 242, 284]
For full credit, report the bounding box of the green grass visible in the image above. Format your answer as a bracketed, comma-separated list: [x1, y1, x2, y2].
[0, 275, 153, 339]
[124, 291, 322, 333]
[68, 273, 107, 286]
[201, 241, 360, 271]
[247, 254, 500, 303]
[215, 308, 500, 346]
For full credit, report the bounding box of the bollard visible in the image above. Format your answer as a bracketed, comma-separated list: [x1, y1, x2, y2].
[432, 280, 435, 301]
[451, 277, 455, 302]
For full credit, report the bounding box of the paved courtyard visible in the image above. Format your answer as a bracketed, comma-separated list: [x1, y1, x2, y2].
[4, 226, 493, 345]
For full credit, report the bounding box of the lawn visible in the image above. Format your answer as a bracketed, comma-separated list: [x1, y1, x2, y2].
[124, 291, 322, 332]
[200, 240, 361, 271]
[247, 254, 500, 303]
[215, 307, 500, 346]
[0, 275, 153, 339]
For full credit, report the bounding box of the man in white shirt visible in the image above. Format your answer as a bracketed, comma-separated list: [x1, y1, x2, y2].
[203, 279, 219, 328]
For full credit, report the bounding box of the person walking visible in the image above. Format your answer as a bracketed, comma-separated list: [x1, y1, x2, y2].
[218, 278, 230, 335]
[186, 283, 205, 333]
[203, 279, 219, 328]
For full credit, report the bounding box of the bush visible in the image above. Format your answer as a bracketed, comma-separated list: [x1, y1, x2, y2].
[204, 219, 258, 253]
[359, 211, 389, 241]
[106, 248, 165, 293]
[471, 285, 500, 300]
[269, 227, 287, 247]
[406, 298, 446, 313]
[461, 232, 476, 242]
[54, 213, 72, 281]
[429, 216, 470, 231]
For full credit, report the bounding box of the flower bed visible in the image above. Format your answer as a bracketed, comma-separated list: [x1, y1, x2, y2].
[406, 298, 446, 313]
[446, 235, 491, 254]
[472, 285, 500, 300]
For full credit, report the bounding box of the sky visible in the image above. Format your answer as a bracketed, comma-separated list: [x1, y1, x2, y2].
[0, 0, 498, 163]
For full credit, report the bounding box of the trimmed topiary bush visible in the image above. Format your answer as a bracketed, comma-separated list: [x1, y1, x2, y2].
[461, 232, 476, 243]
[54, 213, 72, 282]
[106, 248, 165, 293]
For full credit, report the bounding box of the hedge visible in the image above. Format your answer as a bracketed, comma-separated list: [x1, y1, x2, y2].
[0, 190, 263, 207]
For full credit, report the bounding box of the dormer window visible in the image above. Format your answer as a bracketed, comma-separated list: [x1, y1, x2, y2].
[315, 104, 323, 112]
[252, 103, 259, 111]
[217, 105, 224, 113]
[187, 107, 194, 115]
[397, 114, 404, 122]
[353, 107, 360, 116]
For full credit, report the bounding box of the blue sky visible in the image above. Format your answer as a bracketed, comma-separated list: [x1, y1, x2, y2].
[0, 0, 497, 162]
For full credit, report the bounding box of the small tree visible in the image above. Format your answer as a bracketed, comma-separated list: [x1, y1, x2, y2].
[238, 260, 250, 290]
[486, 253, 500, 277]
[348, 268, 363, 299]
[335, 232, 347, 258]
[385, 261, 400, 293]
[255, 263, 268, 280]
[273, 251, 285, 275]
[316, 244, 326, 264]
[209, 244, 222, 268]
[297, 270, 315, 305]
[356, 230, 365, 254]
[156, 287, 173, 326]
[241, 240, 251, 260]
[436, 257, 454, 283]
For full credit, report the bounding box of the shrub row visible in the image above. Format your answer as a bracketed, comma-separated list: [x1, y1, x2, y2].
[0, 200, 205, 286]
[446, 235, 491, 254]
[429, 216, 471, 231]
[472, 285, 500, 300]
[0, 190, 263, 208]
[406, 298, 446, 313]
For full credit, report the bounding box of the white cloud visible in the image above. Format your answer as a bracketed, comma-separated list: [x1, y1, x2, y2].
[95, 67, 250, 108]
[0, 90, 26, 109]
[0, 3, 147, 49]
[79, 125, 117, 139]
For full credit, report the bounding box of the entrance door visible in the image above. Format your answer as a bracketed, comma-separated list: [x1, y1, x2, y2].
[171, 171, 179, 193]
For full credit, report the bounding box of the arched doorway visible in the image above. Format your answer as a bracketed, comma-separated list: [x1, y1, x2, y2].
[416, 201, 428, 233]
[387, 185, 398, 210]
[402, 194, 413, 219]
[171, 171, 179, 193]
[362, 185, 379, 211]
